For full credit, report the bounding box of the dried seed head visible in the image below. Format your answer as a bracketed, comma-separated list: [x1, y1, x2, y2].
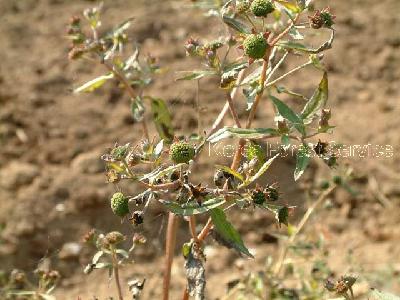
[130, 211, 144, 226]
[105, 231, 126, 245]
[132, 233, 147, 245]
[309, 7, 336, 29]
[82, 229, 97, 244]
[236, 0, 251, 13]
[250, 0, 274, 17]
[252, 189, 266, 205]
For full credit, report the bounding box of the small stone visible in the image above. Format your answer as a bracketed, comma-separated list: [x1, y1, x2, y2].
[0, 162, 39, 190]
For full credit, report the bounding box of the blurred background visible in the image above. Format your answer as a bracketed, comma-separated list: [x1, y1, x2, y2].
[0, 0, 399, 298]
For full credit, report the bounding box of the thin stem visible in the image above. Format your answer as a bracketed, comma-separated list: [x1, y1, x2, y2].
[112, 249, 124, 300]
[163, 213, 179, 300]
[208, 69, 246, 137]
[189, 216, 199, 243]
[270, 14, 300, 46]
[265, 60, 313, 89]
[103, 61, 150, 140]
[273, 185, 336, 276]
[226, 91, 242, 128]
[246, 56, 270, 129]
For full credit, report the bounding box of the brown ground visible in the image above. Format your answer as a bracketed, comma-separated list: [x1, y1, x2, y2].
[0, 0, 400, 299]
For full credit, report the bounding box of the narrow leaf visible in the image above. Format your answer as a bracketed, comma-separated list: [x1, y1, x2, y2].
[131, 96, 145, 122]
[74, 74, 113, 93]
[270, 95, 305, 135]
[207, 127, 279, 143]
[176, 70, 216, 81]
[160, 197, 225, 216]
[294, 144, 311, 181]
[222, 15, 251, 34]
[210, 208, 253, 258]
[277, 29, 335, 54]
[148, 97, 174, 142]
[215, 165, 244, 182]
[301, 72, 328, 124]
[240, 154, 279, 187]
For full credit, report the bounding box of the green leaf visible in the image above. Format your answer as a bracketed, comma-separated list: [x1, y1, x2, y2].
[215, 165, 244, 182]
[270, 95, 305, 135]
[301, 72, 328, 124]
[148, 97, 174, 143]
[276, 86, 308, 101]
[281, 134, 290, 150]
[207, 127, 279, 143]
[222, 15, 251, 34]
[240, 154, 279, 188]
[176, 70, 216, 81]
[258, 203, 293, 227]
[73, 74, 113, 93]
[288, 26, 304, 40]
[210, 208, 253, 258]
[294, 144, 311, 181]
[277, 29, 335, 54]
[131, 96, 145, 122]
[160, 197, 225, 216]
[243, 86, 259, 111]
[369, 289, 400, 300]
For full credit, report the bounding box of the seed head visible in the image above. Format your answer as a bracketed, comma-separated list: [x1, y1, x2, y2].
[250, 0, 274, 17]
[236, 0, 251, 14]
[309, 7, 336, 29]
[110, 192, 130, 217]
[169, 141, 195, 164]
[243, 34, 268, 59]
[252, 190, 266, 205]
[130, 211, 144, 226]
[105, 231, 126, 245]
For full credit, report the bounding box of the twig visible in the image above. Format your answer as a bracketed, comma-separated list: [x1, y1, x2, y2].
[273, 185, 336, 276]
[208, 69, 246, 137]
[103, 61, 150, 140]
[112, 250, 124, 300]
[189, 216, 199, 243]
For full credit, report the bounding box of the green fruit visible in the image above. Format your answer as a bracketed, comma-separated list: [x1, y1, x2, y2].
[250, 0, 274, 17]
[243, 34, 268, 59]
[169, 142, 195, 164]
[110, 192, 129, 217]
[252, 190, 266, 205]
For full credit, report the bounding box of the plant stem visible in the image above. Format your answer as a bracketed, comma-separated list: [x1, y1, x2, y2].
[208, 69, 246, 137]
[189, 216, 199, 243]
[273, 185, 336, 276]
[225, 91, 242, 128]
[103, 61, 150, 141]
[112, 250, 124, 300]
[163, 213, 179, 300]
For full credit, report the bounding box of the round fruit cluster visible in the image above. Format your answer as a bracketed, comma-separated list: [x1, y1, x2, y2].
[243, 34, 268, 59]
[169, 141, 195, 164]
